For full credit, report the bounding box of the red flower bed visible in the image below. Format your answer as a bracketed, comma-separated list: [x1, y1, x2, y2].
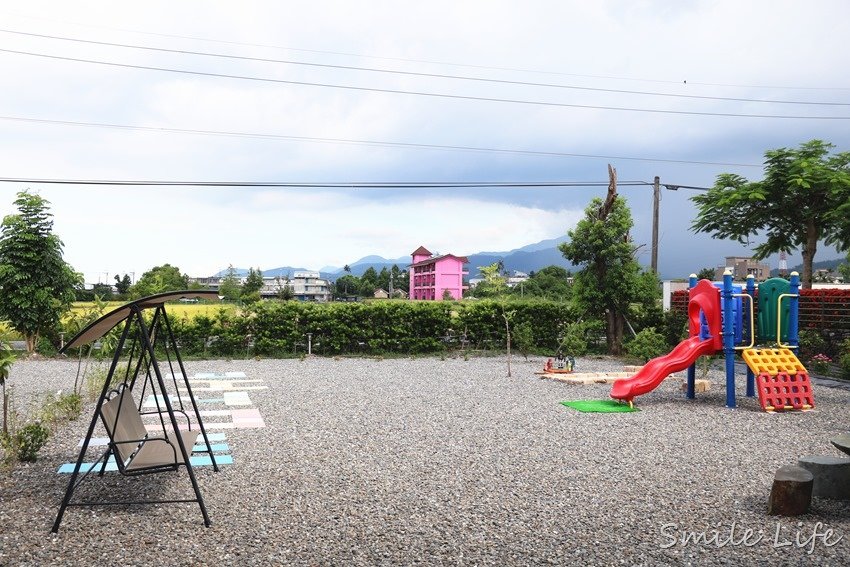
[670, 288, 850, 330]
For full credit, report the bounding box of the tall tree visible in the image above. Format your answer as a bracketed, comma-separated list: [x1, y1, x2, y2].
[478, 262, 515, 376]
[91, 283, 114, 300]
[360, 267, 379, 294]
[0, 344, 15, 436]
[0, 192, 80, 353]
[113, 273, 132, 296]
[473, 263, 508, 298]
[334, 274, 360, 298]
[217, 265, 242, 301]
[275, 275, 294, 300]
[560, 190, 658, 355]
[839, 251, 850, 284]
[695, 267, 716, 281]
[513, 265, 572, 300]
[394, 266, 409, 296]
[242, 267, 265, 296]
[691, 140, 850, 289]
[377, 267, 390, 292]
[130, 264, 189, 298]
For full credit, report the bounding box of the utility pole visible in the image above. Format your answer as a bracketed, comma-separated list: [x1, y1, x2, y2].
[651, 175, 660, 273]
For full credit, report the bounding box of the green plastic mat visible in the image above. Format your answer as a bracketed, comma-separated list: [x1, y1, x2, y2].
[560, 399, 640, 413]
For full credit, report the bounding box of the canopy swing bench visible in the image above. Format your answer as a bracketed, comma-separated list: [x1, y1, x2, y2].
[52, 291, 221, 533]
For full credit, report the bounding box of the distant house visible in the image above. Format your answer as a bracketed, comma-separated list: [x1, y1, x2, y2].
[409, 246, 469, 300]
[506, 271, 529, 288]
[276, 271, 333, 302]
[189, 271, 333, 301]
[373, 288, 389, 299]
[714, 256, 771, 282]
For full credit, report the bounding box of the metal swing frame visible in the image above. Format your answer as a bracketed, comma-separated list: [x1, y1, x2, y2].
[52, 291, 220, 533]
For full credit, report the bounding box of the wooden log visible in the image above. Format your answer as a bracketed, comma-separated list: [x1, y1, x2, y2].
[768, 465, 813, 516]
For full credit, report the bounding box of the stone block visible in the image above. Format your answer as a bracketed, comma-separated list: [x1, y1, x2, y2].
[797, 455, 850, 500]
[680, 379, 710, 393]
[830, 432, 850, 457]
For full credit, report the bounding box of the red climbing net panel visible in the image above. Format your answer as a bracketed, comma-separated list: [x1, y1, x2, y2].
[756, 371, 815, 412]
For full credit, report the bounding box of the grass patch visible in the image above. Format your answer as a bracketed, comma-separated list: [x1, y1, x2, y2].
[560, 399, 639, 413]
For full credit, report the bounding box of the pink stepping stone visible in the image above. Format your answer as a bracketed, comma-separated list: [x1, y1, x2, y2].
[230, 408, 266, 428]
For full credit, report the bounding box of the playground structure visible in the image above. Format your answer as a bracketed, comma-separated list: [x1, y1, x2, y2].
[610, 270, 815, 411]
[543, 351, 576, 373]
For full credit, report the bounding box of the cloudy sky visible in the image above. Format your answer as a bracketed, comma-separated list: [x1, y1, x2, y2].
[1, 1, 848, 283]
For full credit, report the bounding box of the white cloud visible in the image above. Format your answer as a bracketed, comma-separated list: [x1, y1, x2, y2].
[0, 184, 582, 282]
[0, 1, 848, 282]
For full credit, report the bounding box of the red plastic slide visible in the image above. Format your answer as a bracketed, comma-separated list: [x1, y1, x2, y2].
[610, 279, 723, 404]
[610, 336, 718, 402]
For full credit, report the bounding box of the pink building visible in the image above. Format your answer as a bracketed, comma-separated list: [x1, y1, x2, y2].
[409, 246, 469, 300]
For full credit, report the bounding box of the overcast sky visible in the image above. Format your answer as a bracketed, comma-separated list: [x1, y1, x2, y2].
[1, 1, 848, 283]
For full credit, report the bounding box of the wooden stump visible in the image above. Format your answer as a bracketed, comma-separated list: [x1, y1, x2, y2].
[768, 465, 813, 516]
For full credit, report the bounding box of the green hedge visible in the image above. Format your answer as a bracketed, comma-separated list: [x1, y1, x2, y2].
[164, 299, 580, 357]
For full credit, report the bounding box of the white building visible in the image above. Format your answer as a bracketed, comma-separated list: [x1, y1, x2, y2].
[189, 271, 333, 302]
[259, 271, 332, 302]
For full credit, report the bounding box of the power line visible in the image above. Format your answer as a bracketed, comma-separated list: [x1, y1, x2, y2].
[4, 9, 849, 92]
[2, 47, 849, 120]
[0, 177, 655, 188]
[0, 177, 713, 190]
[2, 28, 846, 107]
[0, 114, 763, 168]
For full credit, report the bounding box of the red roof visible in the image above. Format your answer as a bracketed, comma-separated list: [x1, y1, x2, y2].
[409, 254, 469, 268]
[411, 246, 432, 257]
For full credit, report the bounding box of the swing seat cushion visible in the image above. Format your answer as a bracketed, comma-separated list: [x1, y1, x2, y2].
[101, 391, 200, 471]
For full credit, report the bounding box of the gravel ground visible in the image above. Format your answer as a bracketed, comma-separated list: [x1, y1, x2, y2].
[1, 355, 850, 566]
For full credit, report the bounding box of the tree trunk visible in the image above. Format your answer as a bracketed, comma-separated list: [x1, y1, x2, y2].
[801, 220, 818, 289]
[503, 311, 512, 377]
[606, 310, 625, 356]
[2, 386, 7, 437]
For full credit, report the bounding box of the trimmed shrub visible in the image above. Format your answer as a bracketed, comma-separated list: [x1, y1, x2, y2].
[625, 328, 668, 363]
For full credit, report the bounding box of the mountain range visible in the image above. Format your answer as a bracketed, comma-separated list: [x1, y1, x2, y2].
[215, 236, 575, 280]
[215, 239, 847, 281]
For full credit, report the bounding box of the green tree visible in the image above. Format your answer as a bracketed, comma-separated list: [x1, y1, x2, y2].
[242, 267, 264, 297]
[0, 192, 80, 353]
[335, 274, 360, 298]
[91, 282, 113, 300]
[0, 344, 14, 437]
[695, 267, 716, 281]
[217, 265, 242, 301]
[560, 194, 659, 355]
[691, 140, 850, 289]
[393, 266, 409, 296]
[477, 262, 515, 376]
[113, 273, 132, 297]
[839, 251, 850, 283]
[130, 264, 189, 298]
[472, 263, 508, 298]
[377, 267, 391, 293]
[360, 267, 379, 294]
[513, 265, 572, 300]
[275, 275, 294, 300]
